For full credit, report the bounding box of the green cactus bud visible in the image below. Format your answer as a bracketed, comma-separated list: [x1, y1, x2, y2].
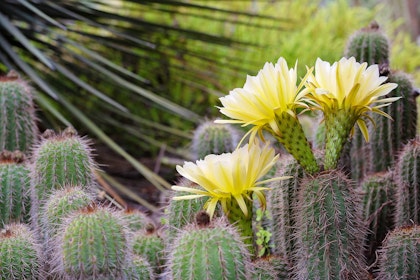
[192, 120, 241, 160]
[124, 255, 155, 280]
[266, 154, 304, 266]
[132, 224, 164, 274]
[395, 138, 420, 227]
[0, 151, 30, 226]
[294, 170, 367, 279]
[165, 216, 252, 280]
[345, 21, 389, 66]
[377, 225, 420, 279]
[51, 205, 130, 279]
[0, 70, 38, 152]
[0, 223, 43, 279]
[30, 128, 97, 232]
[359, 171, 396, 265]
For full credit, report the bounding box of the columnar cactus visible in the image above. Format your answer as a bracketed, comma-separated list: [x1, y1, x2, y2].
[0, 70, 38, 152]
[345, 21, 389, 66]
[51, 205, 130, 279]
[30, 127, 97, 231]
[394, 138, 420, 227]
[293, 170, 367, 279]
[266, 154, 304, 266]
[377, 225, 420, 279]
[359, 171, 396, 265]
[0, 223, 43, 279]
[165, 214, 252, 280]
[191, 120, 241, 160]
[0, 150, 30, 226]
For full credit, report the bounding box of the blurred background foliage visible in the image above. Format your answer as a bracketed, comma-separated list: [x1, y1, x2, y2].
[1, 0, 419, 209]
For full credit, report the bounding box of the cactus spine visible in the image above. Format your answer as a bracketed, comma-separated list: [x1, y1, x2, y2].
[0, 151, 30, 225]
[51, 206, 130, 279]
[0, 70, 38, 152]
[192, 120, 241, 160]
[394, 138, 420, 227]
[377, 225, 420, 279]
[294, 170, 367, 279]
[359, 171, 396, 265]
[165, 215, 252, 280]
[0, 223, 43, 279]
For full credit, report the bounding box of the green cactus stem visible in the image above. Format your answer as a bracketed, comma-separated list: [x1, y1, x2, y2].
[359, 171, 396, 265]
[394, 138, 420, 227]
[124, 255, 155, 280]
[345, 21, 389, 66]
[192, 120, 241, 160]
[252, 256, 289, 280]
[294, 170, 367, 279]
[51, 205, 130, 279]
[121, 208, 154, 232]
[165, 214, 252, 280]
[0, 150, 30, 226]
[0, 223, 43, 279]
[0, 70, 38, 152]
[377, 225, 420, 279]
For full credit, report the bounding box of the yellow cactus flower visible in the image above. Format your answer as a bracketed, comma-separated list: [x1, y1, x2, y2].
[171, 141, 287, 219]
[306, 57, 399, 169]
[216, 57, 319, 174]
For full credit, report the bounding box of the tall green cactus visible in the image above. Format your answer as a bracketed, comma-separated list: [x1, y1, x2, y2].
[0, 223, 43, 279]
[51, 205, 130, 279]
[394, 138, 420, 227]
[294, 170, 367, 279]
[377, 225, 420, 279]
[0, 70, 38, 152]
[0, 151, 30, 226]
[191, 120, 241, 160]
[266, 154, 303, 267]
[345, 21, 389, 66]
[165, 214, 252, 280]
[359, 171, 396, 265]
[30, 127, 97, 233]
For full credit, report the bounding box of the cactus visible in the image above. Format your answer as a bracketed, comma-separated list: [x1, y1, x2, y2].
[0, 223, 43, 279]
[51, 205, 130, 279]
[0, 151, 30, 226]
[293, 170, 367, 279]
[164, 178, 207, 242]
[266, 154, 304, 266]
[377, 225, 420, 279]
[132, 224, 164, 274]
[359, 171, 396, 265]
[252, 256, 289, 280]
[30, 127, 97, 232]
[121, 208, 154, 232]
[165, 214, 252, 280]
[394, 138, 420, 227]
[191, 120, 241, 160]
[124, 255, 155, 280]
[345, 21, 389, 66]
[40, 186, 93, 242]
[0, 70, 38, 152]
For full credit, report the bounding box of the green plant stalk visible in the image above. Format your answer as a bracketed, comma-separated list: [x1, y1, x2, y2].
[268, 112, 319, 174]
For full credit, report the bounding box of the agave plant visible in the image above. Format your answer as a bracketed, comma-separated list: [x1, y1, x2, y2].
[0, 0, 292, 209]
